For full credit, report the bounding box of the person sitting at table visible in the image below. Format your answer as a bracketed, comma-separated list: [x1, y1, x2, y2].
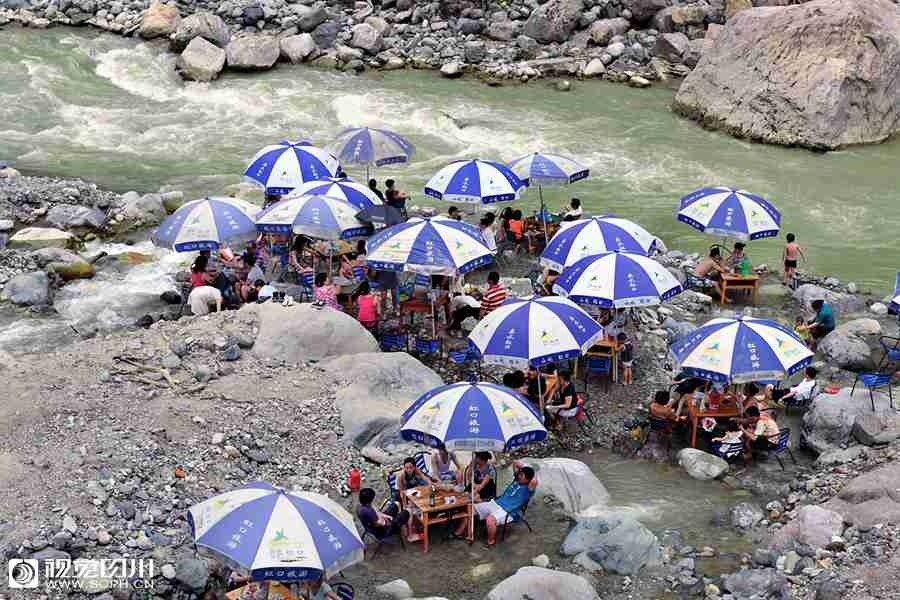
[289, 235, 317, 280]
[502, 370, 526, 391]
[561, 197, 583, 221]
[712, 419, 743, 445]
[650, 391, 687, 423]
[796, 298, 835, 351]
[741, 405, 780, 461]
[544, 369, 576, 430]
[499, 207, 515, 240]
[463, 451, 497, 502]
[357, 487, 411, 542]
[396, 456, 438, 500]
[769, 366, 818, 406]
[453, 460, 535, 549]
[354, 281, 380, 332]
[726, 242, 749, 271]
[385, 179, 409, 216]
[671, 374, 704, 417]
[694, 247, 726, 298]
[303, 575, 341, 600]
[431, 448, 463, 484]
[743, 383, 769, 412]
[479, 215, 498, 254]
[313, 272, 342, 311]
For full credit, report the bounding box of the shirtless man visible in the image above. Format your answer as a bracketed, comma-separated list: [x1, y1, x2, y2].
[782, 233, 806, 286]
[694, 247, 725, 299]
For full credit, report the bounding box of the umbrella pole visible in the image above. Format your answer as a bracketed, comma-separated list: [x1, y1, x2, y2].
[539, 186, 549, 246]
[538, 370, 544, 417]
[366, 164, 370, 182]
[470, 455, 475, 542]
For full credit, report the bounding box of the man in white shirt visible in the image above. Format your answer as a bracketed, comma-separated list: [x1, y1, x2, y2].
[188, 285, 222, 316]
[771, 366, 818, 405]
[562, 198, 583, 221]
[449, 293, 481, 337]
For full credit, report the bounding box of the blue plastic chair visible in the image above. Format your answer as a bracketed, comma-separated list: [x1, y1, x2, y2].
[711, 440, 745, 464]
[299, 271, 315, 302]
[414, 273, 431, 288]
[498, 491, 533, 542]
[851, 373, 894, 411]
[381, 333, 408, 352]
[351, 266, 366, 282]
[414, 336, 442, 358]
[764, 428, 796, 470]
[583, 356, 611, 397]
[332, 582, 354, 600]
[449, 349, 481, 383]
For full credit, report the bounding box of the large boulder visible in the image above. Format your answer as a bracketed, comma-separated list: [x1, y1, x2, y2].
[170, 12, 230, 53]
[31, 248, 83, 268]
[792, 284, 864, 314]
[589, 17, 629, 45]
[721, 568, 789, 600]
[852, 413, 900, 446]
[0, 271, 50, 306]
[8, 227, 74, 250]
[677, 448, 729, 480]
[280, 34, 317, 63]
[653, 32, 689, 62]
[110, 192, 166, 232]
[45, 204, 106, 232]
[226, 36, 280, 70]
[487, 566, 599, 600]
[252, 303, 378, 365]
[521, 458, 610, 515]
[320, 352, 441, 447]
[824, 461, 900, 529]
[351, 23, 383, 55]
[176, 37, 227, 82]
[523, 0, 583, 44]
[624, 0, 672, 23]
[819, 330, 876, 371]
[560, 511, 662, 575]
[673, 0, 900, 150]
[297, 5, 328, 32]
[770, 505, 844, 551]
[138, 1, 180, 39]
[801, 386, 895, 454]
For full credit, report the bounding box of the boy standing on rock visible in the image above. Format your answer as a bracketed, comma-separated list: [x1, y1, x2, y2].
[782, 233, 806, 286]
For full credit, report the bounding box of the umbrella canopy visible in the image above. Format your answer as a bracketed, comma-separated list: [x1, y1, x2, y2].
[188, 481, 364, 582]
[256, 194, 369, 240]
[356, 204, 404, 228]
[290, 177, 383, 211]
[401, 382, 547, 451]
[332, 127, 415, 168]
[891, 272, 900, 313]
[244, 141, 340, 196]
[468, 296, 604, 368]
[540, 216, 658, 271]
[553, 251, 684, 308]
[151, 196, 260, 252]
[670, 316, 814, 383]
[424, 159, 526, 205]
[507, 152, 589, 186]
[365, 216, 493, 275]
[677, 187, 781, 241]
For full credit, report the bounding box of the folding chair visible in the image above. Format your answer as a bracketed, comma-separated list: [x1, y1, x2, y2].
[449, 348, 481, 383]
[763, 428, 796, 470]
[413, 336, 442, 361]
[710, 440, 745, 465]
[331, 582, 355, 600]
[850, 373, 895, 411]
[381, 332, 409, 352]
[582, 355, 611, 397]
[299, 271, 315, 302]
[414, 452, 432, 479]
[498, 493, 534, 543]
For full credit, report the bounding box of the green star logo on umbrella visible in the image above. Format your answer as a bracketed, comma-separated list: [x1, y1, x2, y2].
[271, 529, 289, 545]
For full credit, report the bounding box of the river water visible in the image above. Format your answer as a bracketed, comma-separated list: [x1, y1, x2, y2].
[2, 27, 900, 291]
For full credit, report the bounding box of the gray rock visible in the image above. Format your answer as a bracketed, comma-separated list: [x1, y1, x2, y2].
[176, 37, 226, 82]
[823, 461, 900, 529]
[458, 17, 484, 35]
[112, 192, 166, 231]
[582, 57, 606, 76]
[801, 386, 895, 454]
[677, 448, 729, 481]
[523, 0, 584, 44]
[138, 0, 179, 39]
[771, 505, 844, 551]
[819, 330, 875, 371]
[0, 219, 13, 232]
[682, 37, 708, 68]
[486, 21, 517, 42]
[170, 12, 230, 52]
[30, 548, 71, 562]
[730, 502, 765, 529]
[31, 248, 82, 268]
[653, 31, 688, 62]
[45, 204, 106, 232]
[1, 271, 50, 306]
[221, 345, 242, 361]
[852, 413, 900, 445]
[280, 33, 317, 63]
[375, 579, 413, 599]
[226, 36, 280, 70]
[673, 0, 900, 150]
[311, 20, 340, 47]
[351, 23, 383, 54]
[523, 458, 610, 515]
[298, 5, 327, 32]
[722, 568, 789, 600]
[625, 0, 672, 23]
[8, 227, 74, 250]
[440, 62, 463, 78]
[464, 41, 486, 63]
[487, 566, 599, 600]
[561, 511, 662, 575]
[589, 17, 629, 45]
[174, 558, 208, 592]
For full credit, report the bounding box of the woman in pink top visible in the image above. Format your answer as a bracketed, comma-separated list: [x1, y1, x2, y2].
[314, 272, 342, 311]
[355, 281, 379, 331]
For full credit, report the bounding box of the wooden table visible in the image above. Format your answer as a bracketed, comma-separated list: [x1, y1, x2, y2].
[576, 338, 624, 383]
[405, 485, 473, 553]
[686, 401, 742, 448]
[720, 273, 760, 306]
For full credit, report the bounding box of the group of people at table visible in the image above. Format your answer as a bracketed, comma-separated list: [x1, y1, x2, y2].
[649, 366, 819, 461]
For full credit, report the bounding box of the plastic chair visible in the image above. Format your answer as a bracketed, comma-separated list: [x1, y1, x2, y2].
[381, 332, 409, 352]
[414, 452, 432, 478]
[850, 373, 894, 411]
[414, 273, 431, 289]
[351, 266, 366, 282]
[764, 428, 796, 470]
[299, 271, 315, 302]
[582, 356, 611, 397]
[498, 492, 533, 543]
[332, 582, 355, 600]
[711, 440, 745, 464]
[414, 337, 442, 358]
[449, 349, 482, 383]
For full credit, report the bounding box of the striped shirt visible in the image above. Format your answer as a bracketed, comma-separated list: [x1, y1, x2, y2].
[480, 284, 507, 316]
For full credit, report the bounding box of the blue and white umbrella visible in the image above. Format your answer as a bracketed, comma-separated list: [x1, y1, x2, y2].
[151, 196, 261, 252]
[332, 127, 415, 169]
[424, 159, 526, 205]
[507, 152, 589, 186]
[540, 216, 658, 271]
[677, 187, 781, 241]
[289, 177, 383, 211]
[401, 382, 547, 452]
[244, 141, 340, 196]
[366, 216, 493, 275]
[891, 272, 900, 313]
[188, 482, 364, 582]
[256, 194, 369, 240]
[553, 251, 683, 308]
[670, 317, 814, 383]
[468, 296, 604, 368]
